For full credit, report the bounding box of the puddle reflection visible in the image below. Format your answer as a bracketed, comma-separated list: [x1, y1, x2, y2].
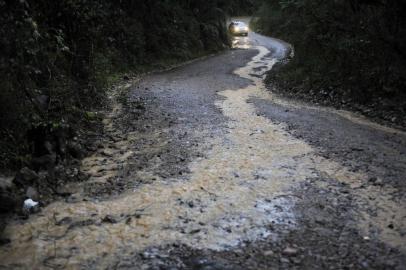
[231, 35, 251, 49]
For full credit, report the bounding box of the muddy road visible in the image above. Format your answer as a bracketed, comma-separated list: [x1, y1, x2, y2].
[1, 31, 406, 269]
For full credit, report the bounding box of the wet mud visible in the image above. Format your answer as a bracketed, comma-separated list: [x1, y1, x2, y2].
[0, 32, 405, 269]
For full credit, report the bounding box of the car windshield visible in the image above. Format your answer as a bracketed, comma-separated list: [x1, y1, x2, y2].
[232, 22, 246, 27]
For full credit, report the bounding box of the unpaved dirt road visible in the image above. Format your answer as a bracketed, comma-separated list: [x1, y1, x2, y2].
[1, 30, 406, 269]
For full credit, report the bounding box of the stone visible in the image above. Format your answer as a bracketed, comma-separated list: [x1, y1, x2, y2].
[14, 167, 38, 186]
[282, 247, 298, 256]
[280, 257, 290, 264]
[67, 142, 84, 159]
[0, 176, 13, 190]
[369, 176, 383, 186]
[102, 215, 118, 224]
[26, 186, 39, 201]
[55, 217, 73, 226]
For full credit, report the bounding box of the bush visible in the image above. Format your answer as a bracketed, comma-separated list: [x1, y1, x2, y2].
[254, 0, 406, 106]
[0, 0, 236, 169]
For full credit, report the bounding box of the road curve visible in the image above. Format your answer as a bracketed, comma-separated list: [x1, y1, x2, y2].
[0, 30, 405, 269]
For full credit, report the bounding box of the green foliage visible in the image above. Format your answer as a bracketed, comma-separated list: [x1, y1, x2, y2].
[0, 0, 236, 169]
[254, 0, 406, 105]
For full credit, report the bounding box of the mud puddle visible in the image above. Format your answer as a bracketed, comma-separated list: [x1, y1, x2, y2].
[0, 46, 405, 269]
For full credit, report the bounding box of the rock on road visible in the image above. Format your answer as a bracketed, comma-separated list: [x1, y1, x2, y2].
[0, 27, 405, 269]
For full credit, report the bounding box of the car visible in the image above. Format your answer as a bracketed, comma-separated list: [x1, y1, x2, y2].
[229, 21, 249, 36]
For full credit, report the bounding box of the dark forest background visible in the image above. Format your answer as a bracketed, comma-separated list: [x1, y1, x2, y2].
[0, 0, 256, 170]
[1, 0, 405, 171]
[253, 0, 406, 125]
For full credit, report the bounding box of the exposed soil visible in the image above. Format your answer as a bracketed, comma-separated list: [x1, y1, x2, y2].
[0, 30, 405, 270]
[265, 61, 406, 131]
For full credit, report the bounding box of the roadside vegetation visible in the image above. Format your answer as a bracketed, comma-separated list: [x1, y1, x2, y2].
[0, 0, 259, 216]
[0, 0, 247, 171]
[253, 0, 406, 127]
